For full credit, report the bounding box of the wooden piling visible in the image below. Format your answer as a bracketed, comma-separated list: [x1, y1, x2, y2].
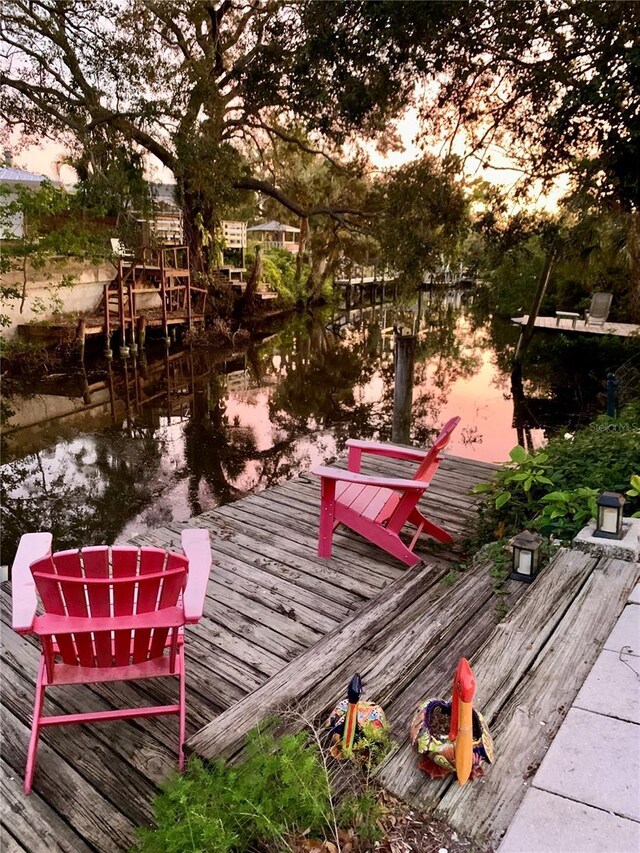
[76, 317, 86, 365]
[392, 331, 416, 444]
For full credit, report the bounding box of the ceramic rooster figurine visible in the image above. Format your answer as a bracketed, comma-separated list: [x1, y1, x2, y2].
[325, 673, 388, 761]
[410, 658, 493, 785]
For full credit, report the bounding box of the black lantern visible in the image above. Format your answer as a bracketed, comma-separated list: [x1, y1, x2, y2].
[510, 530, 543, 583]
[594, 492, 625, 540]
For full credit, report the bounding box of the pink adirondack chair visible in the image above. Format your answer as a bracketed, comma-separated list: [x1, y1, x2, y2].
[312, 417, 461, 567]
[11, 528, 212, 794]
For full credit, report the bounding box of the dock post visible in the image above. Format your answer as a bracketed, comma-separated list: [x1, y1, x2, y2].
[76, 317, 86, 365]
[137, 315, 147, 350]
[606, 372, 619, 417]
[392, 329, 416, 444]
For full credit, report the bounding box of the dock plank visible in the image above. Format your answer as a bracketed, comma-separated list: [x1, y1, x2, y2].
[1, 706, 140, 852]
[434, 556, 638, 845]
[186, 561, 446, 761]
[512, 314, 640, 338]
[377, 548, 595, 803]
[1, 758, 93, 853]
[1, 455, 497, 853]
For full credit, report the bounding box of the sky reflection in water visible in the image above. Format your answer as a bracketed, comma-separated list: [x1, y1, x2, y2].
[1, 296, 539, 563]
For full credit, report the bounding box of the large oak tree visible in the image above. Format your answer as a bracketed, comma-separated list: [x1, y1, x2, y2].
[2, 1, 637, 275]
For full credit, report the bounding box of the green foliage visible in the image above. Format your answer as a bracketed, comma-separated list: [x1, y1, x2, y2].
[337, 790, 383, 845]
[472, 446, 554, 510]
[533, 488, 600, 538]
[626, 474, 640, 518]
[261, 248, 309, 306]
[471, 404, 640, 543]
[0, 180, 109, 328]
[134, 729, 334, 853]
[374, 155, 469, 281]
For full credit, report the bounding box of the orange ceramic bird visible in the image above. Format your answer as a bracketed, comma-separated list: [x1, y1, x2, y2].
[410, 658, 493, 785]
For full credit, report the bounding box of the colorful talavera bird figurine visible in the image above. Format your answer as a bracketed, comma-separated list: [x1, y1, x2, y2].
[410, 658, 493, 785]
[325, 673, 388, 761]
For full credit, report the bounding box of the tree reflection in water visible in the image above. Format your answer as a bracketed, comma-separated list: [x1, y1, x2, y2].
[3, 288, 631, 566]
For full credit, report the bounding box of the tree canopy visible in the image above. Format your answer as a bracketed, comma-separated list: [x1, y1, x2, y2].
[2, 0, 637, 277]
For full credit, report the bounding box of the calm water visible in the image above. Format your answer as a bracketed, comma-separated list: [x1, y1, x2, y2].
[2, 291, 633, 564]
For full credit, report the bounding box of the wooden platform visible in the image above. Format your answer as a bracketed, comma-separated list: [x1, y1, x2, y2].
[512, 314, 640, 338]
[183, 545, 637, 851]
[376, 550, 637, 847]
[0, 453, 496, 852]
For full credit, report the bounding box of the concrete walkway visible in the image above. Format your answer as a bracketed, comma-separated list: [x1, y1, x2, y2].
[499, 583, 640, 853]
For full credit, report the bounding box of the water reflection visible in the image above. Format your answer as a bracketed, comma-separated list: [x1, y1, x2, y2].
[3, 291, 634, 564]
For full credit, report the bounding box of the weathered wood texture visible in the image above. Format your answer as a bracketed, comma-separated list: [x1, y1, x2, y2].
[378, 550, 639, 848]
[1, 454, 493, 853]
[512, 314, 640, 338]
[187, 557, 529, 764]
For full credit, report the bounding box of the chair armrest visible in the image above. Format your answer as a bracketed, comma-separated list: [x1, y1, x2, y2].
[312, 466, 430, 492]
[345, 438, 429, 462]
[33, 606, 185, 635]
[181, 528, 212, 624]
[12, 532, 52, 634]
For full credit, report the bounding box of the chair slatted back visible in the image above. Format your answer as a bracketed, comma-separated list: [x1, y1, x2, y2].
[588, 292, 613, 323]
[377, 417, 461, 524]
[30, 546, 188, 674]
[413, 417, 461, 481]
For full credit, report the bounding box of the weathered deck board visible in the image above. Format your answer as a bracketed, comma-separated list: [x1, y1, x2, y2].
[378, 551, 638, 848]
[1, 454, 496, 853]
[187, 561, 447, 760]
[1, 758, 93, 853]
[437, 555, 638, 845]
[377, 548, 596, 800]
[512, 314, 640, 338]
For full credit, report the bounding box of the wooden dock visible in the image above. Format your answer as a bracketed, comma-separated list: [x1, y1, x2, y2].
[512, 314, 640, 338]
[0, 453, 494, 852]
[2, 453, 636, 852]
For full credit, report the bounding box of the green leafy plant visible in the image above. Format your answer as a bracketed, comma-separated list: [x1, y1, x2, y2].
[470, 404, 640, 545]
[533, 487, 600, 537]
[627, 474, 640, 518]
[337, 790, 383, 844]
[134, 728, 334, 853]
[133, 721, 393, 853]
[341, 720, 395, 776]
[472, 445, 554, 510]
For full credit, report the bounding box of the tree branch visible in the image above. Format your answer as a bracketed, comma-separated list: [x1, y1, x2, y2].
[234, 177, 377, 221]
[248, 121, 346, 170]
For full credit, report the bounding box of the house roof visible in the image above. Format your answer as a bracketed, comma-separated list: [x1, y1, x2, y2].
[247, 220, 301, 233]
[0, 166, 62, 187]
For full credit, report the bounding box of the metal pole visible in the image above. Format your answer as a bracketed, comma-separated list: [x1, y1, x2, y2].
[392, 330, 416, 444]
[606, 372, 619, 417]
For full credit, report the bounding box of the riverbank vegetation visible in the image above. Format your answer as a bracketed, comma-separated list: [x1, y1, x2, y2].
[3, 1, 638, 303]
[469, 401, 640, 545]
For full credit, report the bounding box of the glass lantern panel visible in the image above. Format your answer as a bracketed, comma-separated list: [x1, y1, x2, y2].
[600, 506, 619, 534]
[517, 550, 532, 575]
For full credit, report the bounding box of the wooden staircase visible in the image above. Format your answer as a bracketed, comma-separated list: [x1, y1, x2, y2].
[103, 246, 207, 350]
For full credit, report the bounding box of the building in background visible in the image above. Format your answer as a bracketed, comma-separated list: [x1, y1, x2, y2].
[246, 220, 300, 253]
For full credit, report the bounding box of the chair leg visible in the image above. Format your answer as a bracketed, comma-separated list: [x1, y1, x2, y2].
[408, 509, 454, 544]
[178, 648, 186, 772]
[376, 528, 422, 566]
[25, 658, 46, 794]
[318, 478, 336, 558]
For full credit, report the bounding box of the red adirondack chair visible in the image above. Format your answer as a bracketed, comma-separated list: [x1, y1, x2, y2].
[312, 417, 461, 567]
[11, 528, 212, 794]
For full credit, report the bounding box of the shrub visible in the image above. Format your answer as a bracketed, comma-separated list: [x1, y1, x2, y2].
[471, 403, 640, 543]
[135, 728, 339, 853]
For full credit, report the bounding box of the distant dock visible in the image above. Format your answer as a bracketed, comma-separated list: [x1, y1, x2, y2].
[512, 315, 640, 338]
